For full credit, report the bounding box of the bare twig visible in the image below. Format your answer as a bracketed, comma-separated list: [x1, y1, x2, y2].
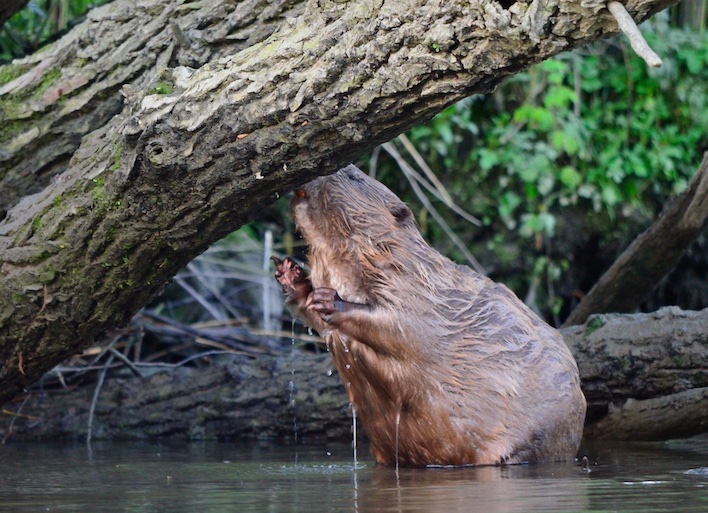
[1, 394, 31, 444]
[185, 262, 242, 319]
[262, 229, 276, 332]
[175, 275, 226, 320]
[368, 146, 381, 179]
[134, 350, 233, 369]
[382, 142, 486, 275]
[86, 353, 115, 446]
[607, 1, 663, 68]
[385, 140, 482, 227]
[108, 348, 144, 378]
[397, 134, 453, 204]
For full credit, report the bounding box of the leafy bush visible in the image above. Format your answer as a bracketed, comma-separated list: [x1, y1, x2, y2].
[376, 13, 707, 322]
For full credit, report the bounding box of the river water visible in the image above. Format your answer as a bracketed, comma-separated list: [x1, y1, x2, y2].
[0, 438, 705, 512]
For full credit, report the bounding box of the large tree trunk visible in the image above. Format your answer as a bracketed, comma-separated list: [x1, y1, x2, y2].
[1, 307, 705, 442]
[0, 0, 681, 407]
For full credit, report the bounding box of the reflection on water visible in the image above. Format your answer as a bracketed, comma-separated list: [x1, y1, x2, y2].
[0, 438, 706, 512]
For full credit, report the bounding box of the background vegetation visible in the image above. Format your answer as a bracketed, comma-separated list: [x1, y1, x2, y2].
[367, 10, 708, 324]
[2, 1, 706, 335]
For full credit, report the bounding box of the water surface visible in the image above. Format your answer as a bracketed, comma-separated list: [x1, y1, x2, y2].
[0, 438, 706, 512]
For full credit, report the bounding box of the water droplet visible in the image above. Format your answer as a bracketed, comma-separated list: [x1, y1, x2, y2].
[326, 369, 333, 376]
[351, 404, 358, 468]
[345, 364, 351, 369]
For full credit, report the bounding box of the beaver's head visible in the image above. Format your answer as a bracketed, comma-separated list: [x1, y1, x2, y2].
[291, 165, 436, 300]
[291, 164, 417, 249]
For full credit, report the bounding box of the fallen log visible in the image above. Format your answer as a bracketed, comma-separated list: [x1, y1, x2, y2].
[563, 306, 708, 439]
[1, 307, 705, 443]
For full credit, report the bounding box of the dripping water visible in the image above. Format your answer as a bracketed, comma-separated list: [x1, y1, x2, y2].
[395, 410, 401, 471]
[288, 318, 298, 441]
[351, 404, 358, 468]
[352, 464, 360, 512]
[394, 410, 402, 507]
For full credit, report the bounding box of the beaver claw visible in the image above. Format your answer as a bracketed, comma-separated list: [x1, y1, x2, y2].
[309, 288, 343, 318]
[272, 256, 301, 286]
[272, 256, 312, 303]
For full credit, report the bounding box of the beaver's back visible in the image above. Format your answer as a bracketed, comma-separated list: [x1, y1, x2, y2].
[323, 256, 585, 465]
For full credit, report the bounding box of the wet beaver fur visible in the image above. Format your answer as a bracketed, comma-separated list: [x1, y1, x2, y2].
[273, 165, 586, 467]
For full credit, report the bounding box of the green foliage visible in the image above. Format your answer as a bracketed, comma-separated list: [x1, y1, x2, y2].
[410, 16, 706, 229]
[1, 0, 110, 64]
[398, 14, 707, 320]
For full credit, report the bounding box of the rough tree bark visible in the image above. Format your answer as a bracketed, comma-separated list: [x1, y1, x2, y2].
[1, 307, 705, 441]
[0, 0, 307, 216]
[0, 0, 681, 407]
[567, 307, 708, 439]
[564, 153, 708, 327]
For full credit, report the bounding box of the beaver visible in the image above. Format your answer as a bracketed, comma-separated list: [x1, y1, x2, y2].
[273, 164, 586, 467]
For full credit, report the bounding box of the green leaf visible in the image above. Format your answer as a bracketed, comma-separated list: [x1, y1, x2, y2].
[682, 49, 703, 74]
[559, 166, 581, 188]
[478, 149, 499, 171]
[498, 191, 522, 219]
[543, 85, 576, 109]
[601, 184, 621, 206]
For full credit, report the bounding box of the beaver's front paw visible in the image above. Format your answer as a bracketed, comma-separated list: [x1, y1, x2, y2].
[309, 287, 343, 320]
[272, 256, 312, 303]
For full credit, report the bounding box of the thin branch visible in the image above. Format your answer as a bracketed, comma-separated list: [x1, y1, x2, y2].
[174, 275, 226, 320]
[368, 146, 381, 179]
[382, 142, 486, 275]
[1, 393, 31, 444]
[607, 1, 663, 68]
[262, 229, 276, 332]
[133, 350, 234, 368]
[86, 353, 115, 446]
[185, 262, 243, 319]
[108, 348, 144, 378]
[388, 141, 482, 227]
[397, 134, 453, 205]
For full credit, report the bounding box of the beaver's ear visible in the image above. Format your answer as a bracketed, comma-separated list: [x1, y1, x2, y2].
[390, 204, 413, 225]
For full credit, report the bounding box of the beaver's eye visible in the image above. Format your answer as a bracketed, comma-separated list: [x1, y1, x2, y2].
[347, 172, 360, 181]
